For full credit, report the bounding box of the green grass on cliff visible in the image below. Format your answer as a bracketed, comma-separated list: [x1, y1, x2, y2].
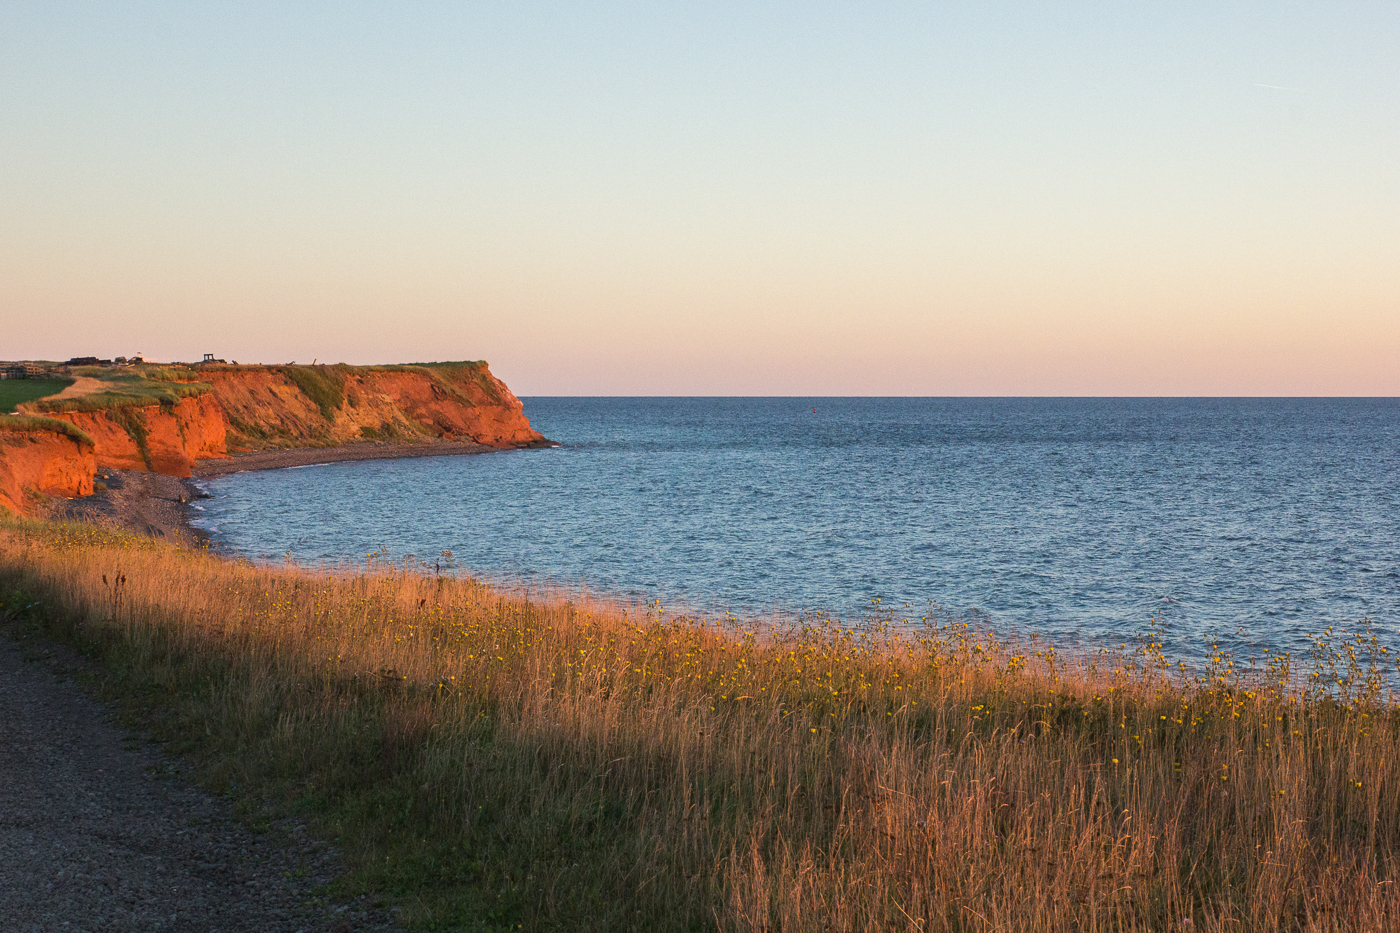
[30, 373, 210, 414]
[107, 407, 153, 469]
[279, 364, 349, 422]
[372, 361, 500, 407]
[0, 378, 73, 413]
[0, 414, 95, 447]
[268, 362, 493, 425]
[256, 362, 501, 433]
[427, 361, 502, 405]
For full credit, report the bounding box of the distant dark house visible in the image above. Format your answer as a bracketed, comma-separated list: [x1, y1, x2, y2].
[66, 356, 111, 366]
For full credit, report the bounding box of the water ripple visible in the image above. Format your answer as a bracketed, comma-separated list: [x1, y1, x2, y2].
[192, 398, 1400, 657]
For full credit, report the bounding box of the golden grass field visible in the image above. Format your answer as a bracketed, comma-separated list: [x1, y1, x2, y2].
[2, 518, 1398, 931]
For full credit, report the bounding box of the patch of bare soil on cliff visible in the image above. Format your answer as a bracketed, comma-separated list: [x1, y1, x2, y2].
[0, 619, 399, 932]
[41, 376, 107, 403]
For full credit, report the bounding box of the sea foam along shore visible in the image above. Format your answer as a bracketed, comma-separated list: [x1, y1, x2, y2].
[4, 512, 1400, 931]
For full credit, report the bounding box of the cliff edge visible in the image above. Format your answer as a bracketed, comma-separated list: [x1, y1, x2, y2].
[207, 362, 545, 452]
[0, 422, 95, 516]
[0, 361, 547, 516]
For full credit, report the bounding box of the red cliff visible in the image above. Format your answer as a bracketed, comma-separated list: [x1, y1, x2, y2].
[0, 428, 95, 516]
[47, 394, 229, 477]
[203, 363, 545, 451]
[0, 361, 546, 515]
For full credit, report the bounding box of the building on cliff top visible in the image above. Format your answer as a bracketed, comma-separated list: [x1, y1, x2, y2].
[2, 363, 51, 379]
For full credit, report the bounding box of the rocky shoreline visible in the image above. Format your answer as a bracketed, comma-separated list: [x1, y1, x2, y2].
[49, 469, 207, 543]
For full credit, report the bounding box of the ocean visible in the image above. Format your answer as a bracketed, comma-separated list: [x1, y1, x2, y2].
[191, 397, 1400, 657]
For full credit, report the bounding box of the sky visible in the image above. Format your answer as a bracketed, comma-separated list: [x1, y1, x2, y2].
[2, 3, 1397, 395]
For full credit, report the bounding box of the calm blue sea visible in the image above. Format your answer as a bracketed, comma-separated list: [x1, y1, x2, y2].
[191, 398, 1400, 656]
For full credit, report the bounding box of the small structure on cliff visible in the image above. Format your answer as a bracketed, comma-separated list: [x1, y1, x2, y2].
[1, 363, 48, 380]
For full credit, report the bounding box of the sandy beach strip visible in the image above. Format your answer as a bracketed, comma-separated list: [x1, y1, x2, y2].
[49, 439, 544, 542]
[191, 438, 511, 477]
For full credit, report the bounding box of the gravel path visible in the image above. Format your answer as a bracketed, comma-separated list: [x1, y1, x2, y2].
[0, 622, 399, 932]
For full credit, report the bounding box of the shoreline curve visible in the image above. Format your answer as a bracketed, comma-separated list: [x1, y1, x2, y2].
[192, 437, 556, 478]
[50, 438, 558, 544]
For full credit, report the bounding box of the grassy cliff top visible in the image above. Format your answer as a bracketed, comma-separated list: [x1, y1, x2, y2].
[0, 377, 74, 414]
[20, 361, 500, 417]
[28, 370, 211, 414]
[0, 414, 95, 447]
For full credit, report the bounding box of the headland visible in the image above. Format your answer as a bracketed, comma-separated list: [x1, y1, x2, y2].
[0, 359, 553, 523]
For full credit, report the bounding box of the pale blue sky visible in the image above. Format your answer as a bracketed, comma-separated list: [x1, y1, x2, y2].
[3, 3, 1397, 393]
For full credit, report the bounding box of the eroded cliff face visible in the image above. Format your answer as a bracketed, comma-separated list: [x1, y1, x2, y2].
[0, 362, 545, 514]
[47, 394, 228, 477]
[0, 430, 95, 516]
[206, 363, 546, 451]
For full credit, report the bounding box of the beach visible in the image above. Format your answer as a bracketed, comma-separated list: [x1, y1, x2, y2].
[192, 438, 507, 476]
[49, 438, 520, 542]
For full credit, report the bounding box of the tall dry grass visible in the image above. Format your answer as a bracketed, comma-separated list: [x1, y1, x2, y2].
[2, 519, 1399, 931]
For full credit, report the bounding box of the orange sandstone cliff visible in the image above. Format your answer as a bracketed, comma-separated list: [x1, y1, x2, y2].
[47, 394, 228, 478]
[205, 363, 545, 451]
[0, 428, 95, 516]
[0, 361, 547, 515]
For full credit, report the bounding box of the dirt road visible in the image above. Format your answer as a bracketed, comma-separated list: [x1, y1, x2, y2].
[0, 621, 398, 932]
